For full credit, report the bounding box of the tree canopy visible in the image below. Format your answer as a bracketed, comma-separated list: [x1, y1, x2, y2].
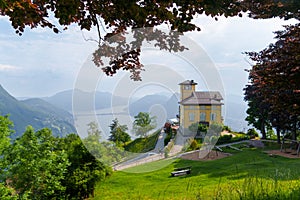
[108, 118, 131, 146]
[244, 23, 300, 142]
[5, 126, 70, 199]
[1, 0, 299, 80]
[83, 121, 127, 165]
[0, 116, 112, 199]
[133, 112, 156, 138]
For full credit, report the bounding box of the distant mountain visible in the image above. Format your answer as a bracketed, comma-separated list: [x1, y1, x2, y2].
[129, 94, 168, 116]
[164, 93, 180, 118]
[43, 89, 127, 112]
[128, 93, 179, 119]
[0, 85, 76, 138]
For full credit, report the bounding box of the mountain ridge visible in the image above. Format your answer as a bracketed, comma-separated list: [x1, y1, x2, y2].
[0, 85, 76, 138]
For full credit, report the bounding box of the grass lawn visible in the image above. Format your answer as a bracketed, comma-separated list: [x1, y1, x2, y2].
[94, 144, 300, 200]
[124, 130, 160, 153]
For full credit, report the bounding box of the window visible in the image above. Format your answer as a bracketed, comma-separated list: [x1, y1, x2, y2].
[200, 113, 206, 121]
[184, 85, 192, 90]
[189, 113, 195, 122]
[210, 113, 216, 121]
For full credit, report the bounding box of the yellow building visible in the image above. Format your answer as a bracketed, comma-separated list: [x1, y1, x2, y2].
[179, 80, 223, 134]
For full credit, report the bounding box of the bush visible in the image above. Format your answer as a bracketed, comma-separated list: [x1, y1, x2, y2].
[189, 139, 198, 150]
[217, 134, 232, 145]
[164, 132, 172, 146]
[247, 128, 259, 138]
[222, 125, 232, 132]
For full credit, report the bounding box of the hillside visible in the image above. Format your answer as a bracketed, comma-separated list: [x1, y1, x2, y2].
[0, 85, 76, 138]
[129, 93, 179, 119]
[43, 89, 128, 112]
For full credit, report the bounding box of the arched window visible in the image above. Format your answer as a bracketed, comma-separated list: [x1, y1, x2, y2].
[210, 113, 216, 121]
[189, 113, 195, 121]
[200, 113, 206, 121]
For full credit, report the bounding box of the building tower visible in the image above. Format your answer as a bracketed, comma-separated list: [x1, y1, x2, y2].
[178, 80, 197, 129]
[179, 80, 197, 101]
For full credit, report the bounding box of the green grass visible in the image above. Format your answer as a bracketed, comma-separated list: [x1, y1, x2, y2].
[121, 158, 176, 173]
[124, 130, 160, 153]
[94, 144, 300, 200]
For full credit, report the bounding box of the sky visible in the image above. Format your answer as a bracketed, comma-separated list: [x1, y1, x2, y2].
[0, 14, 297, 99]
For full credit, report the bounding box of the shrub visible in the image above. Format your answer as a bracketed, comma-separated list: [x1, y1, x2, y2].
[247, 128, 259, 138]
[164, 132, 172, 146]
[217, 134, 232, 145]
[189, 139, 198, 150]
[222, 125, 232, 132]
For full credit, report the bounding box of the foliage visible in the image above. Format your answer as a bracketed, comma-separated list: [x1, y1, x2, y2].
[198, 123, 208, 133]
[266, 128, 276, 140]
[216, 132, 249, 145]
[217, 134, 233, 145]
[188, 122, 208, 138]
[222, 125, 232, 132]
[0, 183, 18, 200]
[83, 122, 126, 165]
[244, 23, 300, 142]
[133, 112, 156, 138]
[163, 122, 172, 134]
[0, 116, 113, 200]
[2, 0, 298, 35]
[189, 139, 199, 151]
[4, 127, 69, 199]
[60, 133, 112, 199]
[247, 128, 259, 138]
[124, 130, 160, 153]
[245, 99, 269, 139]
[0, 114, 14, 165]
[2, 1, 299, 80]
[188, 122, 199, 133]
[108, 118, 131, 146]
[164, 131, 172, 146]
[0, 116, 18, 199]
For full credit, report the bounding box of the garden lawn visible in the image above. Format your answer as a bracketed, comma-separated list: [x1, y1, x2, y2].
[94, 147, 300, 200]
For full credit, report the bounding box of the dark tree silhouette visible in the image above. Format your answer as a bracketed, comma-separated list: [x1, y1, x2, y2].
[244, 23, 300, 143]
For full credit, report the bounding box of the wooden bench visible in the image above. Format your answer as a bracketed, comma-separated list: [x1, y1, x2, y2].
[171, 166, 191, 177]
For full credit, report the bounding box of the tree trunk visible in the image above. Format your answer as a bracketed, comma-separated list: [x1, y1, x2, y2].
[276, 127, 281, 144]
[261, 121, 266, 139]
[292, 122, 297, 141]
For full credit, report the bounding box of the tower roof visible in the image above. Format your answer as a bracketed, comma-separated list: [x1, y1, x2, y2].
[179, 80, 197, 85]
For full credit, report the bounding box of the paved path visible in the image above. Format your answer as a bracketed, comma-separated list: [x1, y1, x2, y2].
[168, 130, 191, 156]
[154, 129, 166, 153]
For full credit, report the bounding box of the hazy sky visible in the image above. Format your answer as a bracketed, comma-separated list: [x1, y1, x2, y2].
[0, 14, 297, 98]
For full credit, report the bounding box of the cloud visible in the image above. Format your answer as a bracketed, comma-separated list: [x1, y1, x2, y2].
[0, 64, 18, 71]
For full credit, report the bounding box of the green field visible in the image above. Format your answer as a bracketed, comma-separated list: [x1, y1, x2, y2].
[94, 144, 300, 200]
